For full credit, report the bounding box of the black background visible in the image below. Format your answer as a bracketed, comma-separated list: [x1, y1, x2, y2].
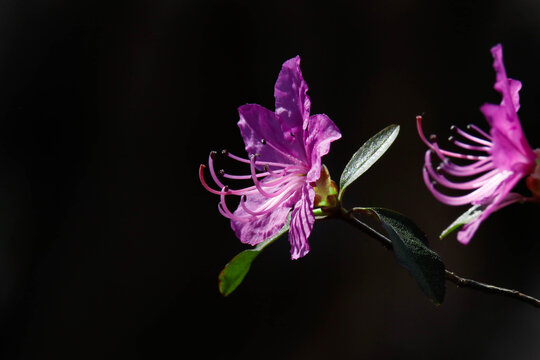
[0, 0, 538, 359]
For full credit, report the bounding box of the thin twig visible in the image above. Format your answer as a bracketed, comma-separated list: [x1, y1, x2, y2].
[340, 208, 540, 308]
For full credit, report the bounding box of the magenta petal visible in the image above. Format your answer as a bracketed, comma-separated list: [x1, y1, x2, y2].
[480, 45, 536, 172]
[456, 219, 481, 245]
[231, 190, 298, 246]
[456, 177, 523, 244]
[490, 44, 520, 115]
[289, 184, 315, 260]
[274, 56, 311, 136]
[238, 104, 302, 166]
[505, 79, 522, 111]
[303, 114, 342, 182]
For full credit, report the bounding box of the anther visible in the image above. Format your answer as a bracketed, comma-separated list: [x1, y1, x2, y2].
[223, 186, 229, 193]
[436, 166, 442, 173]
[450, 125, 457, 132]
[219, 169, 225, 176]
[210, 151, 217, 159]
[466, 124, 472, 130]
[221, 149, 228, 156]
[261, 139, 266, 144]
[448, 136, 455, 142]
[429, 134, 437, 142]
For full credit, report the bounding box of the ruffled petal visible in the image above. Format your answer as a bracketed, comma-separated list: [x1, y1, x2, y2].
[288, 184, 315, 260]
[303, 114, 342, 182]
[238, 104, 304, 166]
[230, 189, 300, 246]
[274, 56, 311, 137]
[480, 45, 536, 173]
[490, 44, 521, 114]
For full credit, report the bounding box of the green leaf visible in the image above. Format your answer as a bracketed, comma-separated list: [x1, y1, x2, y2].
[440, 205, 483, 239]
[218, 220, 290, 296]
[363, 207, 446, 304]
[338, 125, 400, 202]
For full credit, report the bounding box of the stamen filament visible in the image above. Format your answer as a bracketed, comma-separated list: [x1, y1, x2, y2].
[417, 116, 487, 161]
[424, 151, 498, 190]
[249, 155, 301, 198]
[208, 152, 226, 189]
[450, 137, 491, 152]
[452, 126, 493, 146]
[219, 189, 254, 223]
[467, 124, 492, 140]
[225, 151, 295, 168]
[423, 168, 510, 206]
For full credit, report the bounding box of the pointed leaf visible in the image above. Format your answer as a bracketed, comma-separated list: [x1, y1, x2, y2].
[338, 125, 400, 201]
[218, 220, 290, 296]
[440, 205, 484, 239]
[363, 207, 446, 304]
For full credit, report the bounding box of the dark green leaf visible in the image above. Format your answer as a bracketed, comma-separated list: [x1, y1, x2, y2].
[363, 207, 446, 304]
[440, 205, 483, 239]
[218, 220, 290, 296]
[338, 125, 399, 202]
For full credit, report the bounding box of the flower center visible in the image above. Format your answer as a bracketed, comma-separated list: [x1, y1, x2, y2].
[313, 165, 338, 208]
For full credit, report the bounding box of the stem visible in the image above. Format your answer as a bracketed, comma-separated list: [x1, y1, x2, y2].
[340, 207, 540, 308]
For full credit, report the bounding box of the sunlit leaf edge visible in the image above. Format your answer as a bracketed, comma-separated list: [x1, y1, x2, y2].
[338, 125, 400, 202]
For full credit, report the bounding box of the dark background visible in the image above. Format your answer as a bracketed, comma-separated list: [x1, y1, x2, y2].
[0, 0, 538, 359]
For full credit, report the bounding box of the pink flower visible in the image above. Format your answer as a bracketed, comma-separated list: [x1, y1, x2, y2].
[200, 56, 341, 259]
[417, 44, 539, 244]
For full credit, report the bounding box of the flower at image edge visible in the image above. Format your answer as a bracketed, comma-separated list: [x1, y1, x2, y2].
[417, 44, 539, 244]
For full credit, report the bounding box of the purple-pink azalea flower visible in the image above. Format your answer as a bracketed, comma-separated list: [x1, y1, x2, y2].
[417, 44, 540, 244]
[200, 56, 341, 259]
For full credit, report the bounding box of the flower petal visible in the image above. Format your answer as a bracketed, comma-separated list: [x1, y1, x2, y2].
[289, 184, 315, 260]
[456, 177, 524, 244]
[231, 190, 299, 246]
[238, 104, 304, 166]
[303, 114, 342, 182]
[274, 56, 311, 136]
[480, 45, 536, 173]
[490, 44, 521, 113]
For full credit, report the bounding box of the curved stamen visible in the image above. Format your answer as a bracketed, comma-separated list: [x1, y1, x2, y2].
[467, 124, 492, 140]
[221, 170, 275, 180]
[219, 188, 254, 223]
[417, 116, 487, 161]
[435, 146, 487, 161]
[424, 151, 499, 190]
[452, 126, 493, 146]
[218, 203, 252, 223]
[199, 164, 261, 196]
[449, 137, 491, 152]
[199, 165, 228, 195]
[438, 159, 495, 177]
[249, 155, 302, 198]
[239, 184, 299, 216]
[208, 152, 227, 189]
[225, 151, 295, 169]
[423, 168, 510, 206]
